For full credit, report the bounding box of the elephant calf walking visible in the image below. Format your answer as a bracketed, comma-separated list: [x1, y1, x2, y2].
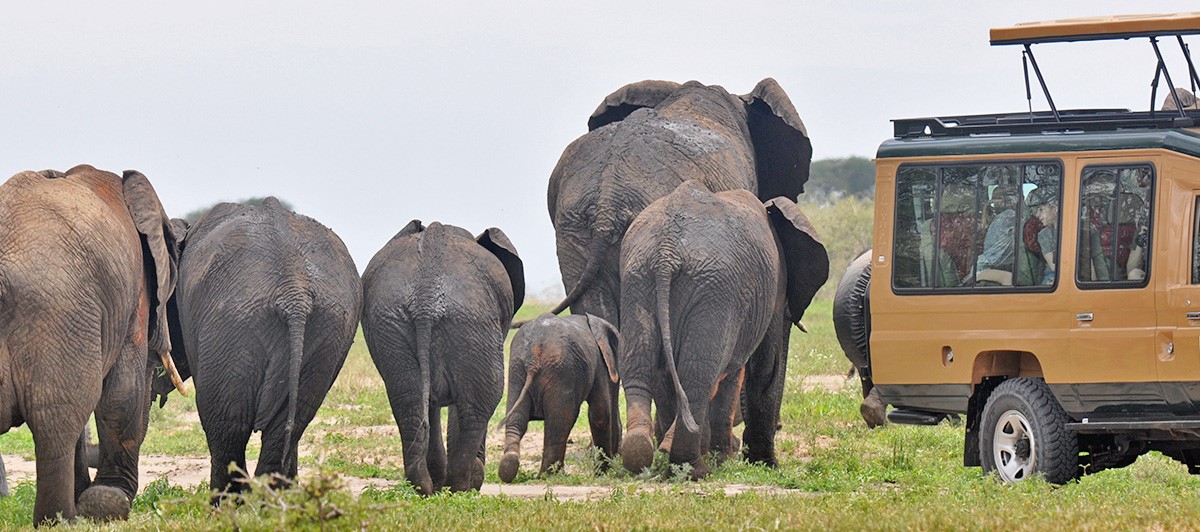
[498, 313, 620, 483]
[174, 198, 362, 499]
[363, 221, 524, 495]
[618, 181, 827, 478]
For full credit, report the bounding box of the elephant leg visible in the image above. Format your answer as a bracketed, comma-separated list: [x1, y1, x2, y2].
[585, 379, 620, 472]
[707, 368, 744, 464]
[742, 313, 790, 467]
[653, 371, 677, 451]
[669, 367, 717, 480]
[620, 389, 655, 474]
[0, 454, 9, 498]
[499, 398, 531, 483]
[392, 398, 432, 496]
[445, 406, 487, 492]
[29, 412, 87, 525]
[541, 391, 582, 476]
[73, 426, 92, 501]
[427, 405, 446, 491]
[82, 343, 152, 522]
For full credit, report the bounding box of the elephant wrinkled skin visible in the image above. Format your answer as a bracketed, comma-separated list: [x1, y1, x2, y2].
[618, 181, 828, 478]
[544, 78, 812, 327]
[499, 313, 620, 482]
[363, 221, 524, 495]
[172, 198, 362, 499]
[0, 166, 181, 525]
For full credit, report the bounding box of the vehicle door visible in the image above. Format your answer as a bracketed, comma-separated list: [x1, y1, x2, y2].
[1156, 156, 1200, 414]
[1067, 159, 1160, 416]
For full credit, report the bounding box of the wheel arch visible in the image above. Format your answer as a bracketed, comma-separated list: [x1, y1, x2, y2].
[963, 350, 1046, 467]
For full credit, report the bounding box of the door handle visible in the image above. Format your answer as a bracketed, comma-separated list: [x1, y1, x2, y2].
[1076, 313, 1094, 322]
[1188, 312, 1200, 320]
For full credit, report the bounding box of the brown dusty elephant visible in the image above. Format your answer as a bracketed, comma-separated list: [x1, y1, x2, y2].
[618, 181, 828, 478]
[540, 78, 812, 328]
[0, 165, 185, 524]
[498, 313, 620, 483]
[362, 221, 524, 495]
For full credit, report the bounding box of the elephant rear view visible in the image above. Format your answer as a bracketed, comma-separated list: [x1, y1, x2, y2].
[618, 181, 828, 478]
[174, 198, 362, 498]
[0, 166, 183, 524]
[362, 221, 524, 495]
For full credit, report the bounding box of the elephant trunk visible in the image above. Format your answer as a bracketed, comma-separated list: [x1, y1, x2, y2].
[656, 268, 698, 434]
[499, 368, 536, 428]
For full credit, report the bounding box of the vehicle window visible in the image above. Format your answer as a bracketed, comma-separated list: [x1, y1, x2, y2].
[1192, 196, 1200, 284]
[893, 161, 1062, 291]
[1076, 165, 1153, 287]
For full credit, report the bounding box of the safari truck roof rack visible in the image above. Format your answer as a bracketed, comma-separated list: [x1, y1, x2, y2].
[894, 13, 1200, 139]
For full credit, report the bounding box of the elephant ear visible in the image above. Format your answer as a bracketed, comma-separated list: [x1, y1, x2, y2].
[765, 196, 829, 326]
[588, 80, 682, 131]
[122, 171, 179, 358]
[477, 228, 525, 317]
[741, 78, 813, 202]
[586, 314, 620, 384]
[169, 218, 191, 254]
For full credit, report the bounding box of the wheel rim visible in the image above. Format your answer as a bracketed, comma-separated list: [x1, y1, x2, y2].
[993, 409, 1035, 482]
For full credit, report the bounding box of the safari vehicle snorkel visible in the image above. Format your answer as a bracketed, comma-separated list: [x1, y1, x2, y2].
[835, 13, 1200, 484]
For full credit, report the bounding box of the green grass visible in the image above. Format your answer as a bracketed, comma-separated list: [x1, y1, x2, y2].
[2, 296, 1199, 528]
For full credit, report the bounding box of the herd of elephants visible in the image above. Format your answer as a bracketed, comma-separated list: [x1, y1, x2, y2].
[0, 77, 831, 524]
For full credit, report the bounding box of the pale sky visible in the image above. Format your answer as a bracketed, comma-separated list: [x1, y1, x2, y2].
[3, 1, 1198, 296]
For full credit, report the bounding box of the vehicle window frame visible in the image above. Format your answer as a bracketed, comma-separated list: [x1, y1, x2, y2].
[1074, 162, 1154, 291]
[890, 158, 1064, 295]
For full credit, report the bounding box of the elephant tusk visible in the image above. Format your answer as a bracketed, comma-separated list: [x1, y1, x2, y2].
[160, 350, 188, 397]
[795, 321, 809, 334]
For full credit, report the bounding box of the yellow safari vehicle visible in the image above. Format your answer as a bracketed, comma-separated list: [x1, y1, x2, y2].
[834, 13, 1200, 483]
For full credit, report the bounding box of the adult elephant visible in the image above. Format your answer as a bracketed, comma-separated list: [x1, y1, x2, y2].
[544, 78, 812, 325]
[619, 181, 828, 477]
[0, 166, 185, 524]
[169, 198, 362, 499]
[362, 221, 523, 495]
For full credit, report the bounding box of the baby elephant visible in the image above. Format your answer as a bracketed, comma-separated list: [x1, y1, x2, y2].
[499, 313, 620, 483]
[363, 221, 524, 495]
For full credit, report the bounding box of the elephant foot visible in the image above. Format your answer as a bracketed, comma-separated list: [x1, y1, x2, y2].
[499, 452, 520, 483]
[77, 485, 130, 523]
[860, 387, 888, 429]
[621, 432, 655, 474]
[685, 457, 710, 480]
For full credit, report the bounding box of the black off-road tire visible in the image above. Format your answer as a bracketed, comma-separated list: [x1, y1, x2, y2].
[979, 378, 1077, 484]
[833, 249, 872, 371]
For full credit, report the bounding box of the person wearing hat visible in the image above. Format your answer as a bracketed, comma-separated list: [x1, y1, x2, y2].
[1026, 187, 1059, 284]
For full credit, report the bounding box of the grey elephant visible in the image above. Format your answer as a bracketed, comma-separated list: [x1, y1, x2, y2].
[541, 78, 812, 327]
[618, 181, 828, 478]
[362, 221, 524, 495]
[498, 313, 620, 483]
[170, 198, 362, 499]
[0, 165, 185, 524]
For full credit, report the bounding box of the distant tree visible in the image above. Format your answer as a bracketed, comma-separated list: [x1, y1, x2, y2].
[806, 156, 875, 201]
[182, 197, 294, 224]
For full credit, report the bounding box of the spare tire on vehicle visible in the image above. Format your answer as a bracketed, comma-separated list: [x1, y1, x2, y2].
[833, 249, 886, 428]
[834, 249, 872, 372]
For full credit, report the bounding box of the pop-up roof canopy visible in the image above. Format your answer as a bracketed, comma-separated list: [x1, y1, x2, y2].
[991, 12, 1200, 45]
[988, 13, 1200, 123]
[890, 13, 1200, 139]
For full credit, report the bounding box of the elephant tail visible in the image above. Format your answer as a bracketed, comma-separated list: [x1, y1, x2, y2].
[655, 267, 698, 434]
[499, 368, 536, 428]
[280, 293, 312, 474]
[414, 315, 434, 436]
